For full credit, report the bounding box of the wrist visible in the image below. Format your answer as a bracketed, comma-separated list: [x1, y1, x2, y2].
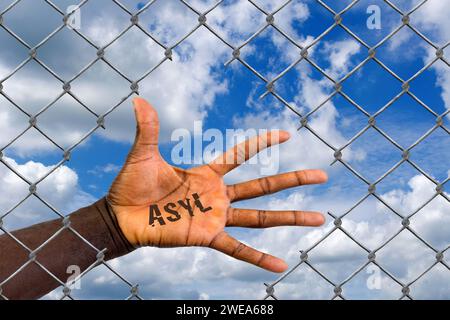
[100, 197, 138, 254]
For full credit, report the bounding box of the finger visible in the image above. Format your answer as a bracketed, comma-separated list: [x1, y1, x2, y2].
[227, 208, 325, 228]
[129, 97, 160, 160]
[209, 231, 288, 273]
[207, 130, 290, 176]
[227, 169, 328, 202]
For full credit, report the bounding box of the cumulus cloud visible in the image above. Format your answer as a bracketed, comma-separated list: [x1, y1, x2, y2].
[0, 156, 94, 230]
[384, 0, 450, 115]
[411, 1, 450, 117]
[1, 1, 229, 153]
[1, 0, 448, 300]
[226, 38, 365, 184]
[0, 0, 312, 156]
[40, 172, 448, 300]
[87, 163, 121, 177]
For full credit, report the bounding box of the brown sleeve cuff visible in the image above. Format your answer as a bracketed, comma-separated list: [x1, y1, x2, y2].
[94, 197, 136, 256]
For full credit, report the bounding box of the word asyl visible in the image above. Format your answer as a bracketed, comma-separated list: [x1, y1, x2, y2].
[149, 193, 212, 227]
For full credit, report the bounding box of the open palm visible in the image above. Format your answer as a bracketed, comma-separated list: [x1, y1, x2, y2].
[107, 97, 328, 273]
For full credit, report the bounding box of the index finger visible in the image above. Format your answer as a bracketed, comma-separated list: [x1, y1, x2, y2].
[206, 130, 290, 176]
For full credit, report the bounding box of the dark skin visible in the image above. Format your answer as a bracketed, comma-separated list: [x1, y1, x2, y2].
[0, 97, 328, 300]
[108, 97, 328, 272]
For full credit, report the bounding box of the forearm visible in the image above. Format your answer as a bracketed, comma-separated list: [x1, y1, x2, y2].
[0, 198, 134, 300]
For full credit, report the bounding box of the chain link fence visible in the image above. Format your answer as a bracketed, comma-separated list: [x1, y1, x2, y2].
[0, 0, 448, 300]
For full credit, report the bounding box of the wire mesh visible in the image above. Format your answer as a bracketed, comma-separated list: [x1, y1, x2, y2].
[0, 0, 448, 300]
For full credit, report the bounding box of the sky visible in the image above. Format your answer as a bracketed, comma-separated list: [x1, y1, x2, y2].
[0, 0, 449, 299]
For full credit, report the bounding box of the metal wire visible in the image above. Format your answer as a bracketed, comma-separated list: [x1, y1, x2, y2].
[0, 0, 448, 300]
[258, 0, 450, 300]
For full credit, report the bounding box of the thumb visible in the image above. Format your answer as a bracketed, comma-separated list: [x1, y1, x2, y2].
[129, 97, 159, 159]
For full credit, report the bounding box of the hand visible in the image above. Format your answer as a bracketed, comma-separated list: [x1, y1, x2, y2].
[107, 97, 328, 273]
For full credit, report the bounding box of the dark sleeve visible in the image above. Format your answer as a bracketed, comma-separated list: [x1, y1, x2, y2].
[0, 197, 135, 300]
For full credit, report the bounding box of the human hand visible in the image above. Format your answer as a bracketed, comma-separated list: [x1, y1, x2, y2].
[107, 97, 328, 273]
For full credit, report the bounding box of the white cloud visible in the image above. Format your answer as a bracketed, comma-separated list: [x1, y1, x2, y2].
[412, 1, 450, 117]
[227, 38, 365, 183]
[385, 0, 450, 115]
[1, 0, 448, 300]
[0, 156, 94, 230]
[426, 48, 450, 118]
[39, 172, 447, 300]
[378, 173, 450, 249]
[412, 0, 450, 41]
[321, 39, 361, 78]
[0, 0, 311, 155]
[0, 133, 442, 300]
[87, 163, 121, 177]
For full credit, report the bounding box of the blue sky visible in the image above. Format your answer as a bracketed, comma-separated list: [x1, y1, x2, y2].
[0, 0, 449, 299]
[43, 0, 450, 198]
